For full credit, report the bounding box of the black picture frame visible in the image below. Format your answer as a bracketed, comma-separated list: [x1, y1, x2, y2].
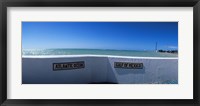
[0, 0, 199, 106]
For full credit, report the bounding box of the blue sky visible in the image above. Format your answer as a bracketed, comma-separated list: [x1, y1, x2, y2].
[22, 22, 178, 50]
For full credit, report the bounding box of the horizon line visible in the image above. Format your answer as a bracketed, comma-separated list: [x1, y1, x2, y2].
[22, 48, 178, 51]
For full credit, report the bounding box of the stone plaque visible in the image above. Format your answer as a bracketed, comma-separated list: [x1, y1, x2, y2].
[114, 62, 143, 69]
[53, 61, 85, 71]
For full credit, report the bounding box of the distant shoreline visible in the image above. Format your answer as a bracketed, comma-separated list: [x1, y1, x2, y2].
[157, 50, 178, 54]
[157, 52, 178, 56]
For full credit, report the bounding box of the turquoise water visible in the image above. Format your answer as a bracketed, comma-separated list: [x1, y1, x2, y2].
[22, 49, 178, 57]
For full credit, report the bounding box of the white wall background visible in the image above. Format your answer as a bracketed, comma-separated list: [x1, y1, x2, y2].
[7, 7, 193, 99]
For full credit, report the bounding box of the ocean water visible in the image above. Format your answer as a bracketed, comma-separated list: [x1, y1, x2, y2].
[22, 49, 178, 57]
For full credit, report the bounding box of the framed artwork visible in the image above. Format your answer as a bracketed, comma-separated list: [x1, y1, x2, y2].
[0, 0, 199, 106]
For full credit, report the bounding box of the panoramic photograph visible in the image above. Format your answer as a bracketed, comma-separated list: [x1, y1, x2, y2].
[22, 22, 178, 84]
